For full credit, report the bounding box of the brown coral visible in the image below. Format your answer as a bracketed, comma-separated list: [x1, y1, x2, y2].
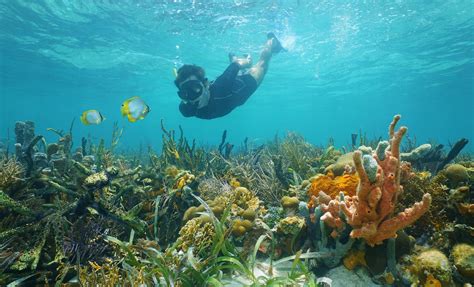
[0, 156, 23, 190]
[178, 216, 215, 255]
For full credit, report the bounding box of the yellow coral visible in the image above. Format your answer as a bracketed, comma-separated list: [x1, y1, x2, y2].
[229, 177, 240, 188]
[164, 165, 179, 178]
[412, 249, 452, 285]
[232, 219, 254, 237]
[178, 217, 215, 255]
[241, 208, 256, 220]
[281, 196, 299, 209]
[384, 272, 395, 285]
[343, 250, 367, 270]
[175, 171, 195, 189]
[452, 243, 474, 280]
[276, 216, 305, 235]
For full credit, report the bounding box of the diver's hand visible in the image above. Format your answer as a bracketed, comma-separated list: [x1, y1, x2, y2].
[229, 53, 252, 69]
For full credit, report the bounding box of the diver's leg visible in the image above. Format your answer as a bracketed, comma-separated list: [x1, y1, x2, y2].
[248, 34, 282, 86]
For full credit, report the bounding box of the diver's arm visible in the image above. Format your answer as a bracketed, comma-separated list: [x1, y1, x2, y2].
[220, 62, 241, 82]
[179, 101, 197, 117]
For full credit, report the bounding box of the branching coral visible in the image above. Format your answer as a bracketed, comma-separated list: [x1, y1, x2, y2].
[197, 177, 232, 201]
[317, 115, 432, 247]
[339, 115, 432, 246]
[0, 156, 23, 191]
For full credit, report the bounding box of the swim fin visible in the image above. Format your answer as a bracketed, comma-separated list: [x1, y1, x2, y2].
[267, 32, 287, 53]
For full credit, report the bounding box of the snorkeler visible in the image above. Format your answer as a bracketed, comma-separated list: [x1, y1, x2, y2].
[175, 33, 285, 119]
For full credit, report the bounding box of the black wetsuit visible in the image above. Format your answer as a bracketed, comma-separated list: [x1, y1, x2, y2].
[179, 62, 258, 119]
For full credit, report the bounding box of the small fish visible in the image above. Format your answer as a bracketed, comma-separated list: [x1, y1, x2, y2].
[121, 96, 151, 123]
[80, 110, 105, 125]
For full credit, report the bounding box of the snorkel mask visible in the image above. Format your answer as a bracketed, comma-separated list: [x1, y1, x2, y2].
[177, 75, 208, 104]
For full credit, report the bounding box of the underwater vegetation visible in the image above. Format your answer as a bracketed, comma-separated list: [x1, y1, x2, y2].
[0, 115, 472, 286]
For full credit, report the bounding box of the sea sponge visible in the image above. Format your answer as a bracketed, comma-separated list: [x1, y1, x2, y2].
[211, 205, 224, 218]
[424, 274, 441, 287]
[281, 196, 299, 209]
[445, 164, 469, 186]
[307, 171, 359, 206]
[324, 152, 355, 176]
[452, 243, 474, 280]
[241, 208, 256, 221]
[175, 171, 195, 189]
[343, 249, 367, 270]
[183, 206, 197, 221]
[240, 219, 253, 230]
[232, 219, 253, 237]
[276, 216, 305, 235]
[183, 205, 205, 221]
[232, 224, 247, 237]
[412, 249, 452, 285]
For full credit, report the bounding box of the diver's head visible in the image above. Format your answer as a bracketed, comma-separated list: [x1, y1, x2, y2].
[175, 65, 208, 103]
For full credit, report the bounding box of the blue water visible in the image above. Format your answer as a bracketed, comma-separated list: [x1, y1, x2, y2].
[1, 1, 473, 152]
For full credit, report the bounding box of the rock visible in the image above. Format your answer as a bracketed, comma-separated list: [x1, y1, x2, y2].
[452, 243, 474, 280]
[324, 265, 381, 287]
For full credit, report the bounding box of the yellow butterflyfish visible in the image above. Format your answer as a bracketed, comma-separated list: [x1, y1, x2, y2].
[120, 96, 151, 123]
[80, 110, 105, 125]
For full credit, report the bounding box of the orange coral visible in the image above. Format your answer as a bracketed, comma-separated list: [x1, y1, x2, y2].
[424, 274, 441, 287]
[458, 203, 474, 215]
[320, 115, 432, 246]
[343, 249, 367, 270]
[307, 170, 359, 207]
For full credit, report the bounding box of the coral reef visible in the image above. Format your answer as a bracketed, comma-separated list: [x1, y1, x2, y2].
[0, 116, 471, 286]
